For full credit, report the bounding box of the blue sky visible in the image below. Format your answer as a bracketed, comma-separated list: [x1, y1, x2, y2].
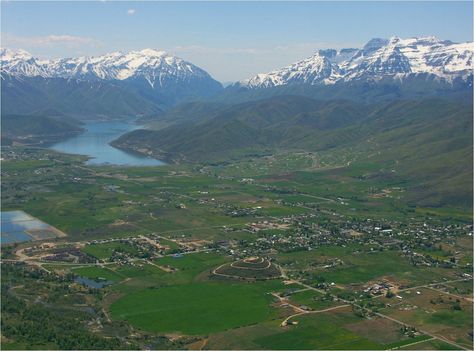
[2, 1, 473, 81]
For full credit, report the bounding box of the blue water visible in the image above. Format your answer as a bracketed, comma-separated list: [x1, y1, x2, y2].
[1, 210, 34, 222]
[1, 231, 33, 244]
[50, 121, 165, 166]
[75, 276, 113, 289]
[1, 211, 59, 245]
[3, 222, 42, 232]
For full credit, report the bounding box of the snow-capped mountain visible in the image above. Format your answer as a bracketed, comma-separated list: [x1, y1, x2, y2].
[237, 37, 473, 88]
[1, 48, 221, 89]
[1, 48, 223, 115]
[0, 48, 50, 77]
[2, 38, 472, 118]
[242, 52, 338, 88]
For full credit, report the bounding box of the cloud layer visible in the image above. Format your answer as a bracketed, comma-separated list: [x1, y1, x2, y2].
[2, 33, 100, 49]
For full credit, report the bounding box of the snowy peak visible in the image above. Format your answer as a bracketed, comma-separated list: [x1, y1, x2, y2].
[0, 48, 49, 77]
[342, 40, 412, 79]
[238, 36, 474, 88]
[1, 48, 33, 61]
[241, 52, 338, 88]
[362, 38, 390, 53]
[359, 36, 473, 77]
[48, 49, 209, 85]
[0, 48, 218, 89]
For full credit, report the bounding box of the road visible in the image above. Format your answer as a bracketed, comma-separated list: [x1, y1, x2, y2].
[280, 304, 350, 327]
[425, 285, 474, 303]
[390, 337, 435, 350]
[366, 277, 473, 301]
[396, 278, 471, 294]
[211, 261, 277, 281]
[278, 266, 469, 350]
[3, 245, 215, 274]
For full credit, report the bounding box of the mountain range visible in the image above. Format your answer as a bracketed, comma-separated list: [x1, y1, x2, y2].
[235, 36, 473, 89]
[1, 36, 473, 208]
[1, 36, 473, 118]
[1, 48, 222, 117]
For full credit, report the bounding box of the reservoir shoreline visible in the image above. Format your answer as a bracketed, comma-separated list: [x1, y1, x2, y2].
[49, 120, 166, 167]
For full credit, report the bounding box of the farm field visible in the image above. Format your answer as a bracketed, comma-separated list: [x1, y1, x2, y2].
[288, 289, 339, 310]
[399, 338, 463, 350]
[206, 307, 432, 350]
[72, 266, 124, 282]
[378, 287, 473, 349]
[81, 242, 140, 260]
[1, 2, 474, 348]
[1, 147, 472, 350]
[442, 279, 474, 298]
[110, 281, 283, 335]
[275, 246, 460, 289]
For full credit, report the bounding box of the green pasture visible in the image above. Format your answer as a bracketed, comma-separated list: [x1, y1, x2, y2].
[110, 281, 282, 335]
[288, 290, 338, 310]
[72, 266, 123, 282]
[81, 242, 139, 259]
[254, 312, 381, 350]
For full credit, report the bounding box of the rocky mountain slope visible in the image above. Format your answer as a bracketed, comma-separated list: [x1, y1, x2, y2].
[236, 37, 473, 89]
[1, 48, 223, 117]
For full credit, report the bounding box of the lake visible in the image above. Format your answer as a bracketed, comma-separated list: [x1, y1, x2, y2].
[50, 121, 165, 166]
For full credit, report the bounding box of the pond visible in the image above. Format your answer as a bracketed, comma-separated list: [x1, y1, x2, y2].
[1, 210, 63, 245]
[75, 276, 113, 289]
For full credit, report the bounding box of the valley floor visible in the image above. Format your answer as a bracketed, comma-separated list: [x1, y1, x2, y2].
[1, 146, 472, 350]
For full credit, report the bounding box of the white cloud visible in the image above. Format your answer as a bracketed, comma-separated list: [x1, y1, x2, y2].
[127, 9, 136, 15]
[2, 33, 100, 49]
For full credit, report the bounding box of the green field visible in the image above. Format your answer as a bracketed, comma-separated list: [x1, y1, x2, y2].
[72, 266, 123, 282]
[277, 247, 457, 287]
[110, 281, 282, 335]
[400, 338, 463, 350]
[378, 287, 473, 349]
[113, 263, 166, 278]
[1, 144, 472, 350]
[252, 311, 419, 350]
[82, 242, 140, 259]
[288, 290, 338, 310]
